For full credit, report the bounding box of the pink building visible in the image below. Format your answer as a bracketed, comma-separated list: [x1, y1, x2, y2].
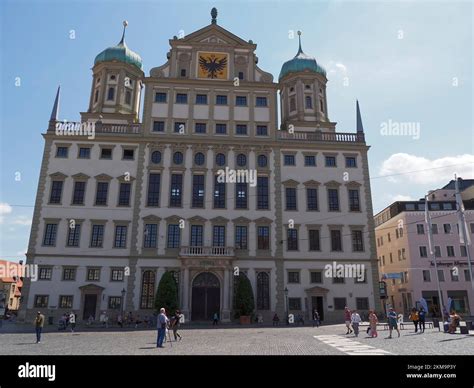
[374, 178, 474, 317]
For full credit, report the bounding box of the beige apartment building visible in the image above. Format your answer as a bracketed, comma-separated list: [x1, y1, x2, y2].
[20, 9, 380, 324]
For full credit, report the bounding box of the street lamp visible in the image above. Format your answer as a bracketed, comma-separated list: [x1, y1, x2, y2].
[120, 288, 126, 327]
[284, 287, 289, 325]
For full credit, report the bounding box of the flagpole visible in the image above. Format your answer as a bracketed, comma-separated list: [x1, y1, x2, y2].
[425, 194, 445, 320]
[454, 176, 474, 295]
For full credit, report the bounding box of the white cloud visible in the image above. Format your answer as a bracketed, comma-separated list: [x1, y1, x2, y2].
[12, 216, 32, 226]
[16, 249, 27, 257]
[389, 194, 414, 202]
[0, 203, 12, 224]
[327, 61, 348, 77]
[379, 153, 474, 184]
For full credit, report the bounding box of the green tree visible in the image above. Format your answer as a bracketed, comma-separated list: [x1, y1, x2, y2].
[154, 271, 179, 314]
[234, 274, 255, 317]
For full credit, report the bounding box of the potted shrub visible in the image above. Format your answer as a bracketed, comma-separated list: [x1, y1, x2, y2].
[234, 274, 255, 324]
[154, 271, 179, 315]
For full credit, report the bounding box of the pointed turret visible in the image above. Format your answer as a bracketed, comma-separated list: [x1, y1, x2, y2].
[50, 85, 60, 121]
[356, 100, 364, 133]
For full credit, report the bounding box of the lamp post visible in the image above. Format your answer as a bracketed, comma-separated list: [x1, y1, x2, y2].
[284, 287, 289, 325]
[120, 288, 126, 327]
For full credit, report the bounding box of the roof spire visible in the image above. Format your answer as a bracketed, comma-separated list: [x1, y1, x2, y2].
[119, 20, 128, 45]
[296, 30, 303, 55]
[50, 85, 60, 122]
[211, 7, 218, 24]
[356, 100, 364, 132]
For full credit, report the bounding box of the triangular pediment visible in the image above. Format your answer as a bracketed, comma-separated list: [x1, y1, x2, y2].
[303, 180, 321, 187]
[232, 216, 251, 224]
[210, 216, 229, 223]
[176, 24, 255, 49]
[72, 173, 90, 180]
[143, 215, 161, 222]
[255, 217, 273, 224]
[282, 179, 300, 187]
[94, 173, 113, 181]
[188, 216, 207, 223]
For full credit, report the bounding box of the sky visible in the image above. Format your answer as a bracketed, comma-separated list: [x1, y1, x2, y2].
[0, 0, 473, 262]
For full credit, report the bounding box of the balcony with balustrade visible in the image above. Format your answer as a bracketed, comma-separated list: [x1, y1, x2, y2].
[277, 130, 365, 143]
[179, 246, 235, 257]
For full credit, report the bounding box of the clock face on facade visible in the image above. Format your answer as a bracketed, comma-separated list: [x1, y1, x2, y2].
[197, 52, 228, 79]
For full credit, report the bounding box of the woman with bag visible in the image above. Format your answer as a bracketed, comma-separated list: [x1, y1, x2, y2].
[368, 310, 378, 338]
[409, 308, 419, 333]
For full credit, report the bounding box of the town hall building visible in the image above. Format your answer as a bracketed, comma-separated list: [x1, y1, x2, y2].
[20, 8, 381, 324]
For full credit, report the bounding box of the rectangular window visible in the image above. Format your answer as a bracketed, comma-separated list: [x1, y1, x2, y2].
[114, 225, 127, 248]
[216, 95, 228, 105]
[356, 298, 369, 310]
[284, 154, 295, 166]
[310, 271, 322, 284]
[256, 125, 268, 136]
[110, 269, 124, 281]
[87, 268, 100, 281]
[331, 230, 342, 251]
[256, 96, 267, 107]
[59, 295, 73, 309]
[345, 156, 357, 168]
[465, 269, 472, 282]
[236, 124, 247, 135]
[213, 225, 225, 247]
[108, 296, 122, 309]
[43, 224, 58, 246]
[72, 181, 86, 205]
[438, 269, 445, 282]
[49, 181, 63, 204]
[174, 122, 185, 133]
[190, 225, 204, 247]
[285, 187, 297, 210]
[143, 224, 158, 248]
[422, 270, 431, 282]
[306, 188, 318, 211]
[236, 96, 247, 106]
[417, 224, 425, 235]
[460, 245, 467, 257]
[325, 156, 337, 167]
[176, 93, 188, 104]
[215, 123, 227, 134]
[304, 155, 316, 166]
[170, 174, 183, 207]
[450, 269, 459, 282]
[328, 189, 340, 211]
[167, 224, 180, 248]
[213, 175, 226, 209]
[257, 226, 270, 250]
[287, 229, 298, 251]
[289, 298, 301, 310]
[435, 246, 441, 258]
[152, 121, 165, 132]
[78, 147, 90, 159]
[90, 225, 104, 248]
[195, 94, 208, 104]
[38, 267, 52, 280]
[192, 175, 205, 208]
[34, 295, 49, 308]
[235, 182, 248, 209]
[147, 173, 161, 207]
[432, 224, 438, 234]
[118, 183, 131, 206]
[447, 246, 455, 257]
[419, 246, 428, 258]
[123, 149, 134, 160]
[100, 148, 112, 159]
[235, 226, 248, 250]
[62, 268, 76, 281]
[66, 224, 81, 247]
[257, 176, 269, 210]
[443, 224, 452, 234]
[334, 298, 347, 310]
[195, 123, 207, 134]
[352, 230, 364, 252]
[348, 189, 360, 211]
[288, 271, 300, 283]
[333, 276, 345, 284]
[95, 182, 109, 205]
[309, 229, 320, 251]
[154, 92, 167, 103]
[56, 146, 68, 158]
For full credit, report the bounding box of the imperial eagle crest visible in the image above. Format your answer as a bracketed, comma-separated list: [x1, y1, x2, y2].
[198, 54, 228, 79]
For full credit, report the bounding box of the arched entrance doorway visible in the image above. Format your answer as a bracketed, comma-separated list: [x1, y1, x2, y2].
[191, 272, 220, 321]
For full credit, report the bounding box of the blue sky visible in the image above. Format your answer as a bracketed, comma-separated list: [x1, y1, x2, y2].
[1, 0, 473, 262]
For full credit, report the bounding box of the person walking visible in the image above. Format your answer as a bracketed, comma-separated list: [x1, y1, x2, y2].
[69, 311, 76, 333]
[213, 312, 219, 326]
[387, 307, 400, 338]
[312, 310, 320, 328]
[418, 307, 426, 333]
[351, 310, 361, 337]
[272, 313, 280, 326]
[171, 310, 182, 341]
[34, 311, 45, 343]
[156, 308, 169, 348]
[368, 310, 378, 338]
[344, 306, 353, 334]
[409, 308, 419, 333]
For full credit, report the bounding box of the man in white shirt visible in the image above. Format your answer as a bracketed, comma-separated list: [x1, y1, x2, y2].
[351, 310, 362, 337]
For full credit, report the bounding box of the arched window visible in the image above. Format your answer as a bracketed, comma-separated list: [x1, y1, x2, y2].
[257, 272, 270, 310]
[236, 154, 247, 167]
[125, 90, 132, 105]
[289, 97, 296, 112]
[173, 151, 184, 165]
[151, 151, 161, 164]
[140, 270, 156, 309]
[305, 96, 313, 109]
[215, 153, 226, 166]
[107, 87, 115, 101]
[257, 154, 267, 168]
[194, 152, 205, 166]
[94, 90, 99, 103]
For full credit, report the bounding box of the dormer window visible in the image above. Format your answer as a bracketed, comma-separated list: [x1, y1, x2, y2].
[238, 71, 244, 80]
[180, 69, 186, 77]
[305, 84, 311, 89]
[107, 87, 115, 101]
[290, 97, 296, 112]
[96, 78, 101, 84]
[305, 96, 313, 109]
[110, 75, 116, 81]
[125, 90, 132, 105]
[94, 90, 99, 103]
[320, 99, 324, 112]
[290, 87, 294, 92]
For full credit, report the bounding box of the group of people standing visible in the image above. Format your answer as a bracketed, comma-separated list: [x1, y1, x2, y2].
[344, 306, 401, 339]
[156, 308, 183, 348]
